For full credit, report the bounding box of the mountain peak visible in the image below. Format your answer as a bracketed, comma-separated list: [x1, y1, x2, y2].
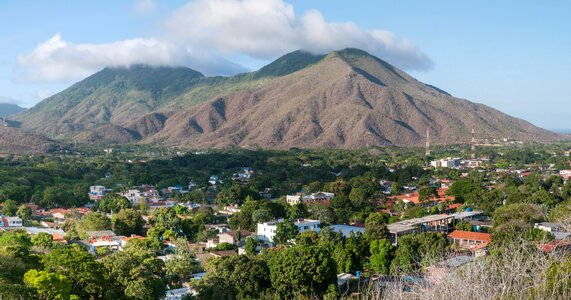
[254, 50, 325, 78]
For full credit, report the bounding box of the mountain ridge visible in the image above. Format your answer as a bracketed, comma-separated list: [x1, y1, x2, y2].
[0, 102, 26, 118]
[9, 48, 563, 149]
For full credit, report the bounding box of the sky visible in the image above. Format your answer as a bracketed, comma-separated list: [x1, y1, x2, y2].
[1, 0, 570, 129]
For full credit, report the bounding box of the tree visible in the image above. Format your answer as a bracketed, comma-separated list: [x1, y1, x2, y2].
[309, 203, 335, 224]
[418, 186, 438, 201]
[296, 230, 320, 246]
[77, 212, 111, 237]
[245, 237, 258, 255]
[216, 184, 260, 206]
[368, 239, 395, 274]
[16, 204, 32, 222]
[2, 199, 17, 216]
[274, 220, 299, 245]
[23, 269, 72, 300]
[165, 239, 198, 286]
[267, 245, 337, 298]
[31, 232, 53, 248]
[95, 194, 131, 213]
[194, 255, 270, 299]
[391, 183, 401, 196]
[391, 232, 449, 274]
[349, 187, 368, 209]
[493, 203, 545, 231]
[251, 208, 273, 224]
[101, 250, 166, 300]
[365, 212, 390, 240]
[455, 220, 473, 231]
[287, 203, 308, 220]
[42, 245, 106, 298]
[41, 185, 78, 208]
[113, 208, 143, 236]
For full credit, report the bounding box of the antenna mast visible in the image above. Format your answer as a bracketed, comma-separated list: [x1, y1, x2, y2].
[425, 128, 430, 156]
[471, 128, 476, 159]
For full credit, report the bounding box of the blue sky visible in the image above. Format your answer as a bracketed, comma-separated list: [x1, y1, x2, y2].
[1, 0, 570, 130]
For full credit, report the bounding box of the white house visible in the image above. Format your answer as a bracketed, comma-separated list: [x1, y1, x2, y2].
[431, 158, 461, 168]
[208, 175, 219, 185]
[257, 218, 321, 244]
[89, 186, 111, 201]
[2, 216, 23, 227]
[121, 189, 143, 203]
[286, 192, 335, 205]
[85, 230, 124, 252]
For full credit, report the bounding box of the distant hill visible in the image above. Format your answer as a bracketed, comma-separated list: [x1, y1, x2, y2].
[0, 102, 26, 118]
[10, 48, 562, 149]
[0, 126, 63, 154]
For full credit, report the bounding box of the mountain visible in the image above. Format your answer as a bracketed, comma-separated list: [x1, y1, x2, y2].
[0, 126, 63, 154]
[10, 48, 562, 149]
[0, 102, 26, 118]
[11, 65, 204, 136]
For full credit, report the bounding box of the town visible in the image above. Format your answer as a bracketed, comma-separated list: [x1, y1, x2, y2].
[1, 144, 571, 299]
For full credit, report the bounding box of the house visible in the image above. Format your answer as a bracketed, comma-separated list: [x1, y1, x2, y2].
[121, 189, 143, 203]
[52, 233, 67, 244]
[537, 240, 571, 253]
[560, 170, 571, 182]
[120, 234, 145, 248]
[232, 167, 254, 181]
[208, 175, 219, 185]
[219, 229, 252, 246]
[286, 192, 335, 206]
[147, 199, 177, 211]
[535, 222, 571, 240]
[391, 188, 455, 209]
[447, 230, 491, 250]
[257, 218, 321, 244]
[221, 206, 240, 215]
[162, 186, 189, 198]
[388, 214, 454, 245]
[431, 158, 461, 168]
[1, 216, 22, 227]
[85, 230, 124, 252]
[89, 186, 111, 201]
[425, 256, 475, 285]
[188, 181, 198, 190]
[452, 209, 484, 221]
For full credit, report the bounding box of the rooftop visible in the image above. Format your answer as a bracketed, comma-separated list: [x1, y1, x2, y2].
[448, 230, 491, 242]
[86, 230, 117, 238]
[388, 214, 454, 233]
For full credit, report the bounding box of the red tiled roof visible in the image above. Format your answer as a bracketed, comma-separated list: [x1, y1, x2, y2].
[537, 240, 571, 253]
[391, 188, 455, 205]
[448, 230, 491, 243]
[52, 233, 67, 244]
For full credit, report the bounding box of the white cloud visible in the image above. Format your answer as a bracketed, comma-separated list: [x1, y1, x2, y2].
[15, 0, 432, 83]
[134, 0, 156, 13]
[163, 0, 433, 68]
[17, 33, 215, 82]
